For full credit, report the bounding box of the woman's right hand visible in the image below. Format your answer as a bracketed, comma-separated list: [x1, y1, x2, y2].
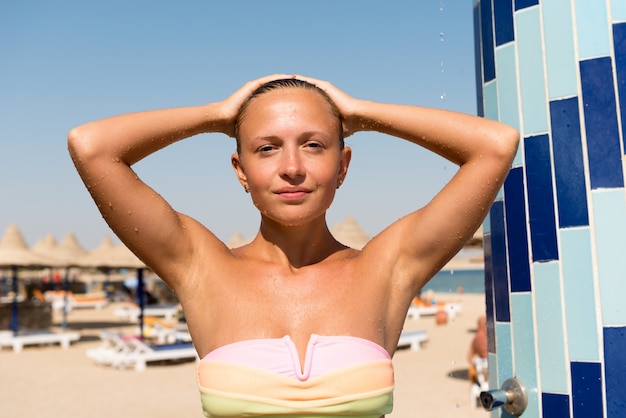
[217, 74, 295, 137]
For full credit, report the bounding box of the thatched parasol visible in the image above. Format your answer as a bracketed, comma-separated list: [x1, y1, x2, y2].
[331, 217, 371, 250]
[0, 225, 60, 334]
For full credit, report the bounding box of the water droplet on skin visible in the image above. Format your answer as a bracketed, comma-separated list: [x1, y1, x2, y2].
[134, 228, 138, 233]
[127, 210, 132, 215]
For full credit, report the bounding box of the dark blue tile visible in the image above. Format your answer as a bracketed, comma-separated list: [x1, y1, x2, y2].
[479, 0, 496, 82]
[580, 57, 624, 189]
[483, 227, 497, 353]
[550, 98, 589, 228]
[504, 167, 532, 292]
[614, 23, 626, 153]
[604, 327, 626, 417]
[490, 201, 511, 322]
[571, 361, 603, 418]
[494, 0, 515, 46]
[542, 393, 570, 418]
[473, 3, 485, 117]
[524, 134, 559, 262]
[515, 0, 539, 11]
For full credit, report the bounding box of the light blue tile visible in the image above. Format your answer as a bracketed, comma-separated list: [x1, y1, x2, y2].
[574, 0, 611, 59]
[488, 352, 499, 390]
[516, 8, 549, 135]
[496, 44, 521, 129]
[484, 79, 499, 122]
[560, 228, 600, 361]
[542, 0, 578, 99]
[511, 292, 540, 417]
[592, 190, 626, 326]
[534, 262, 569, 393]
[613, 0, 626, 22]
[496, 322, 514, 383]
[503, 292, 537, 388]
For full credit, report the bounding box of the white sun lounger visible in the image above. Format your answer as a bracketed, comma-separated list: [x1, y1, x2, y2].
[406, 302, 462, 320]
[119, 338, 198, 372]
[397, 330, 428, 351]
[0, 329, 80, 353]
[114, 304, 179, 321]
[86, 331, 134, 366]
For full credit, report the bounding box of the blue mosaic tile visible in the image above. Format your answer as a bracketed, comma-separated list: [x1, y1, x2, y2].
[511, 293, 540, 417]
[484, 80, 499, 121]
[496, 44, 521, 131]
[484, 230, 497, 354]
[580, 57, 624, 189]
[542, 0, 578, 100]
[550, 97, 589, 228]
[574, 0, 612, 59]
[534, 262, 568, 393]
[603, 326, 626, 417]
[542, 393, 570, 418]
[515, 0, 539, 12]
[479, 0, 496, 83]
[490, 201, 511, 322]
[560, 228, 600, 361]
[524, 134, 559, 262]
[613, 23, 626, 152]
[503, 167, 531, 292]
[571, 361, 603, 418]
[494, 0, 515, 46]
[473, 3, 485, 118]
[495, 322, 513, 381]
[516, 8, 549, 135]
[592, 190, 626, 326]
[614, 0, 626, 21]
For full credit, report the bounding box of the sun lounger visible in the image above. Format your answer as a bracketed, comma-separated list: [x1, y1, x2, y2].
[397, 330, 428, 351]
[0, 329, 80, 353]
[114, 304, 179, 321]
[86, 331, 134, 366]
[117, 338, 198, 372]
[406, 302, 462, 320]
[44, 290, 108, 312]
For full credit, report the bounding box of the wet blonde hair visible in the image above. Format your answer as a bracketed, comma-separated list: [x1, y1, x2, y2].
[234, 78, 344, 153]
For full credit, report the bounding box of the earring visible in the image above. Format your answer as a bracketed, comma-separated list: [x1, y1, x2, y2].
[336, 179, 343, 189]
[244, 186, 250, 193]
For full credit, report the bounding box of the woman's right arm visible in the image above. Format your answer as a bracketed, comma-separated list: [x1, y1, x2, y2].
[67, 75, 292, 289]
[67, 104, 229, 287]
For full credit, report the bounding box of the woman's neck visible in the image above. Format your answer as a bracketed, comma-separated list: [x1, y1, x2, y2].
[251, 215, 347, 269]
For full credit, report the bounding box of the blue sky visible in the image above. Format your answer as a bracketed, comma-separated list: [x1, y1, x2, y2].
[1, 1, 479, 250]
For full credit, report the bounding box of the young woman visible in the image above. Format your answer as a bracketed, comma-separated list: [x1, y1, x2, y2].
[68, 74, 518, 417]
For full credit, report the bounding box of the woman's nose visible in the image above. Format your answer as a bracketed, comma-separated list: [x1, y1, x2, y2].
[280, 148, 305, 179]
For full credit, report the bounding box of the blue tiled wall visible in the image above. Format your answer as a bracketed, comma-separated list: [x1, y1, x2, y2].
[475, 1, 626, 417]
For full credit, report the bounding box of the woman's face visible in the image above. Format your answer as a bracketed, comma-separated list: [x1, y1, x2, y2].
[232, 88, 351, 227]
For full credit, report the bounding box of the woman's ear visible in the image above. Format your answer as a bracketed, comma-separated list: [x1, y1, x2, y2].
[231, 153, 249, 193]
[337, 146, 352, 188]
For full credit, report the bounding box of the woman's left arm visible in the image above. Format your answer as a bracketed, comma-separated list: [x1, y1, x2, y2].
[355, 101, 519, 288]
[304, 77, 519, 290]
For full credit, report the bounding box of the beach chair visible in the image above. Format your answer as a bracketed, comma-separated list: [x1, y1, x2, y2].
[0, 329, 80, 353]
[469, 356, 489, 407]
[114, 303, 179, 321]
[396, 330, 428, 351]
[86, 331, 134, 366]
[113, 338, 198, 372]
[406, 300, 463, 320]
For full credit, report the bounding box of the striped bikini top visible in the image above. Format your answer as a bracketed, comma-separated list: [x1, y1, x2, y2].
[197, 334, 394, 417]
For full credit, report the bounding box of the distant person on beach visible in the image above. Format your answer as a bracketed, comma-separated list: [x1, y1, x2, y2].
[68, 75, 518, 417]
[467, 315, 488, 383]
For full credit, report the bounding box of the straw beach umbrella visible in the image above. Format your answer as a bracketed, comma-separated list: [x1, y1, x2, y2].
[32, 232, 89, 329]
[0, 225, 60, 334]
[331, 217, 371, 250]
[77, 236, 148, 337]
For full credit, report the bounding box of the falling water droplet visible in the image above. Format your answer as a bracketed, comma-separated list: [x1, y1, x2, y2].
[439, 32, 445, 42]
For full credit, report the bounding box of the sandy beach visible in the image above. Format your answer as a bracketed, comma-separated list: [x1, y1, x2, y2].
[0, 292, 489, 418]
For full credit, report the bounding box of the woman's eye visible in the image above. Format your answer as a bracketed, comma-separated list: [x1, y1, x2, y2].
[259, 145, 274, 153]
[306, 142, 322, 150]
